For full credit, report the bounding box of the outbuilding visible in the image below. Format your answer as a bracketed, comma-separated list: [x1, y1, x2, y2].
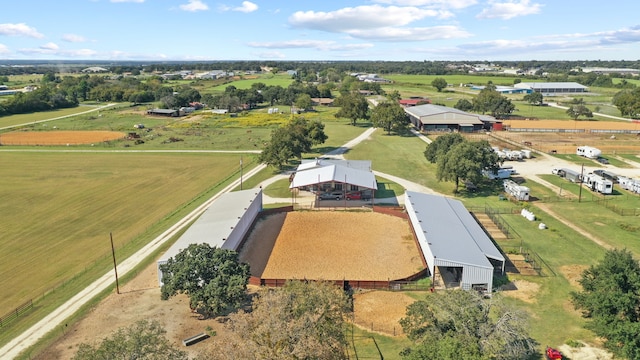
[404, 104, 496, 132]
[405, 191, 505, 293]
[156, 189, 262, 285]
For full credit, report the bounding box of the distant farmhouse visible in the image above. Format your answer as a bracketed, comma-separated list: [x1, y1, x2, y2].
[352, 73, 391, 83]
[398, 97, 431, 107]
[195, 70, 234, 80]
[514, 82, 588, 95]
[82, 66, 108, 73]
[405, 104, 499, 132]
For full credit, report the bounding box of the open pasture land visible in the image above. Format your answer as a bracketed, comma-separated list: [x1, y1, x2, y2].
[0, 151, 244, 316]
[0, 106, 105, 129]
[205, 74, 294, 93]
[0, 130, 125, 145]
[241, 211, 424, 281]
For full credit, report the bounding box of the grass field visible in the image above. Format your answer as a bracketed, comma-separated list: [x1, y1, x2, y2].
[0, 152, 245, 315]
[0, 105, 109, 129]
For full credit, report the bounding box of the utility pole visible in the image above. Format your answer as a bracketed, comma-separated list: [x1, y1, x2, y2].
[240, 156, 243, 190]
[110, 232, 120, 294]
[578, 163, 584, 203]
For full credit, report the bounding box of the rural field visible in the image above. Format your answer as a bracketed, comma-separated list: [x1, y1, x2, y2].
[3, 71, 640, 359]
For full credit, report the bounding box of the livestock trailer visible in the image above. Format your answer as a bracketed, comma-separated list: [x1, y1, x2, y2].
[557, 168, 582, 183]
[576, 146, 602, 159]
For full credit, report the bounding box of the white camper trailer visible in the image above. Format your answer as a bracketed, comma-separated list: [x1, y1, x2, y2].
[584, 173, 613, 194]
[503, 179, 530, 201]
[576, 146, 602, 159]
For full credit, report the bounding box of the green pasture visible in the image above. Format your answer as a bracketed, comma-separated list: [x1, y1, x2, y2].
[205, 74, 294, 93]
[0, 105, 110, 129]
[0, 151, 246, 317]
[385, 74, 523, 87]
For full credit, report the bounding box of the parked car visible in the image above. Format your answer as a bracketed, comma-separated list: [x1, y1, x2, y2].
[596, 157, 609, 164]
[318, 191, 343, 200]
[346, 191, 362, 200]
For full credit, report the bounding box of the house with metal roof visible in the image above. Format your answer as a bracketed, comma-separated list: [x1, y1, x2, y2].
[404, 104, 496, 133]
[404, 191, 505, 293]
[514, 82, 588, 95]
[289, 159, 377, 201]
[156, 189, 262, 285]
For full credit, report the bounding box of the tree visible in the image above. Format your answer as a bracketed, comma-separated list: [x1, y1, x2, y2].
[370, 101, 409, 135]
[436, 140, 501, 192]
[571, 249, 640, 359]
[400, 290, 536, 360]
[431, 77, 448, 92]
[473, 88, 515, 119]
[207, 280, 350, 360]
[160, 243, 250, 318]
[259, 118, 328, 169]
[294, 93, 313, 111]
[613, 88, 640, 118]
[334, 92, 370, 126]
[423, 133, 465, 163]
[523, 91, 543, 106]
[73, 320, 188, 360]
[454, 98, 474, 112]
[566, 104, 593, 120]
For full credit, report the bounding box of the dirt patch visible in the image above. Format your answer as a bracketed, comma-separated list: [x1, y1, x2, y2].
[255, 211, 424, 280]
[558, 342, 613, 360]
[504, 253, 540, 276]
[353, 290, 414, 336]
[0, 131, 125, 145]
[559, 264, 588, 289]
[500, 279, 540, 303]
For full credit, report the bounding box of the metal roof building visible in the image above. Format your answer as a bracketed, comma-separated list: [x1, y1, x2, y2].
[290, 159, 377, 190]
[514, 82, 588, 94]
[404, 104, 495, 133]
[404, 191, 504, 293]
[156, 188, 262, 285]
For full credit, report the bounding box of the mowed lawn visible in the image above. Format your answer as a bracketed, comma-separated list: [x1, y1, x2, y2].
[0, 151, 243, 314]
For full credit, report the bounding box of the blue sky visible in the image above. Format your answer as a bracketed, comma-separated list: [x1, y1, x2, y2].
[1, 0, 639, 61]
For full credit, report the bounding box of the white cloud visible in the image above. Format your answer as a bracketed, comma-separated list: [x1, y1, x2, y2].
[347, 25, 472, 42]
[254, 51, 286, 59]
[476, 0, 542, 20]
[248, 39, 374, 51]
[0, 43, 9, 54]
[0, 23, 44, 38]
[372, 0, 477, 9]
[62, 34, 87, 43]
[110, 0, 144, 3]
[234, 1, 258, 13]
[180, 0, 209, 12]
[40, 42, 59, 50]
[289, 5, 447, 33]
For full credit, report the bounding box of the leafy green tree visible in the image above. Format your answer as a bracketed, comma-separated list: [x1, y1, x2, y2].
[334, 92, 370, 126]
[73, 320, 188, 360]
[571, 249, 640, 359]
[613, 88, 640, 118]
[436, 140, 501, 192]
[423, 133, 465, 163]
[370, 101, 409, 135]
[523, 91, 543, 106]
[160, 244, 250, 318]
[566, 104, 593, 120]
[259, 118, 327, 169]
[473, 88, 515, 119]
[387, 89, 402, 102]
[431, 77, 448, 92]
[209, 281, 350, 360]
[400, 290, 535, 360]
[294, 93, 313, 111]
[454, 99, 474, 112]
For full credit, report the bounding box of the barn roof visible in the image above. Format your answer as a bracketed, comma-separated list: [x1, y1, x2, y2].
[291, 160, 376, 190]
[404, 104, 489, 125]
[158, 189, 262, 262]
[405, 191, 504, 268]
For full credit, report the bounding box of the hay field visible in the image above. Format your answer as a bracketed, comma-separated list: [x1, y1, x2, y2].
[242, 212, 424, 281]
[0, 152, 243, 315]
[0, 131, 126, 145]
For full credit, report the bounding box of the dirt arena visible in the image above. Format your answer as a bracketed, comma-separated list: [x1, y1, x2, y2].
[499, 119, 640, 154]
[0, 130, 125, 145]
[240, 211, 425, 281]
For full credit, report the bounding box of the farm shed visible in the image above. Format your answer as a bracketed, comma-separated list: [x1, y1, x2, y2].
[404, 104, 496, 132]
[289, 159, 377, 193]
[514, 82, 588, 95]
[156, 188, 263, 285]
[404, 191, 505, 293]
[147, 108, 180, 117]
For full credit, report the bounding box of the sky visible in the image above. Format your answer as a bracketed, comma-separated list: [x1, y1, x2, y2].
[1, 0, 640, 62]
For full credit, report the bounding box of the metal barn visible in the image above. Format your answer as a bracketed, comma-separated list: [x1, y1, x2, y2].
[405, 191, 505, 293]
[156, 188, 263, 285]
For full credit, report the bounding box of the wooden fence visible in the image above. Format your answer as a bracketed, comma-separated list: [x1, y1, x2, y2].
[0, 299, 33, 328]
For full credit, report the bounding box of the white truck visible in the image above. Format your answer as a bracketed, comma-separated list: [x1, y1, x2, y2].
[576, 146, 602, 159]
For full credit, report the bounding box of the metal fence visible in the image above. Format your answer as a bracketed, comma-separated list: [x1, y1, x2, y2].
[0, 300, 33, 328]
